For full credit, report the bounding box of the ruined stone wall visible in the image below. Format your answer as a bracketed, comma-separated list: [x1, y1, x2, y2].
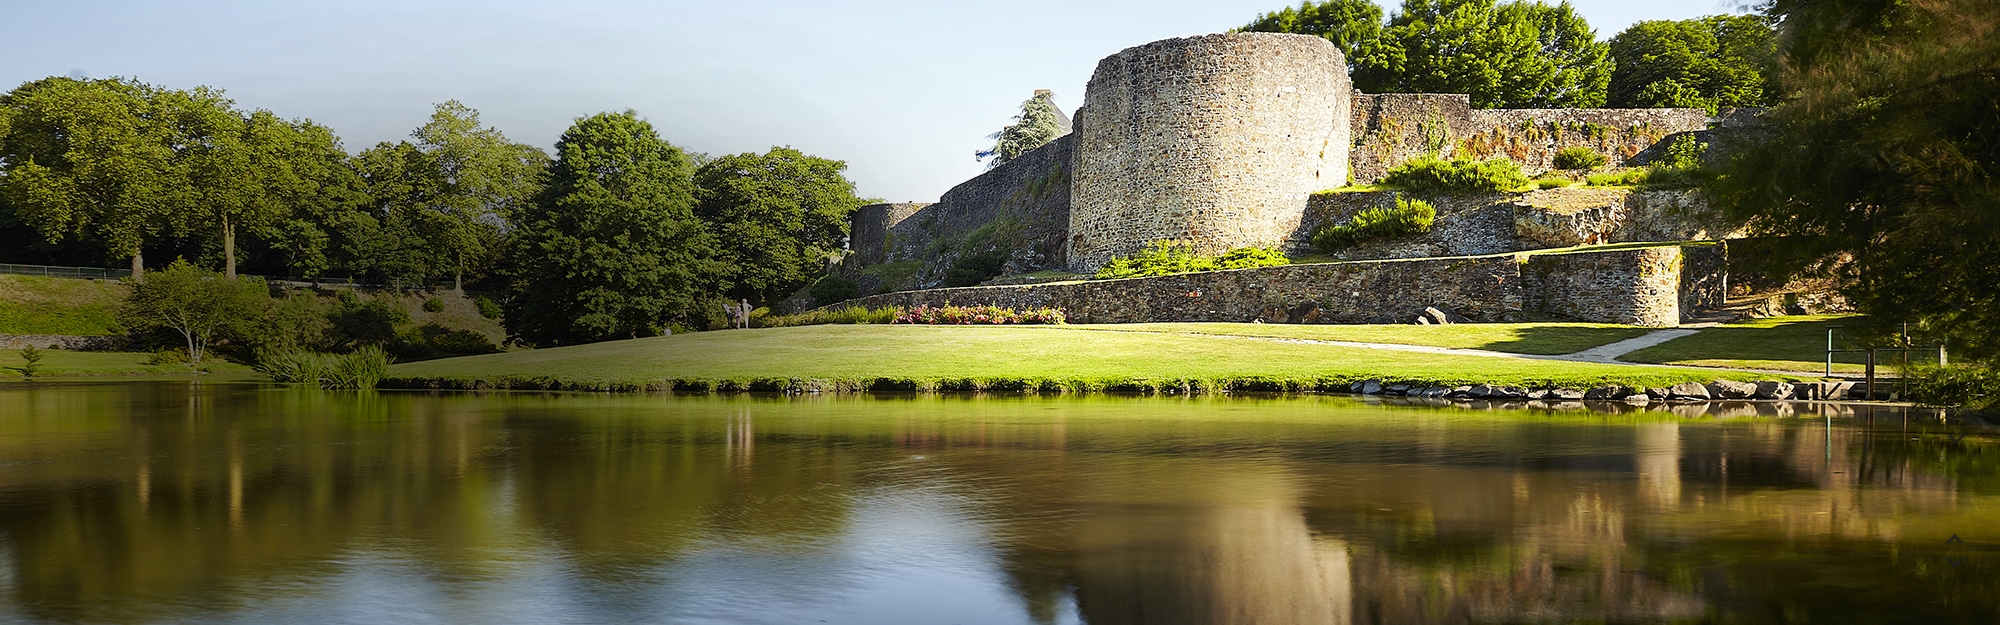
[1347, 95, 1711, 182]
[840, 245, 1715, 326]
[1291, 187, 1738, 263]
[1067, 32, 1352, 271]
[1290, 190, 1515, 259]
[1521, 247, 1685, 326]
[839, 135, 1074, 293]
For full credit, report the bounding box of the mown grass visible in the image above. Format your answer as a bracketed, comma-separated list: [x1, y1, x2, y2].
[1096, 322, 1653, 355]
[382, 324, 1800, 393]
[0, 275, 129, 335]
[1619, 315, 1876, 373]
[1, 350, 254, 379]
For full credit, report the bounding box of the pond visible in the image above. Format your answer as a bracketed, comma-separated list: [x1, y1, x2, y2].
[0, 382, 1994, 624]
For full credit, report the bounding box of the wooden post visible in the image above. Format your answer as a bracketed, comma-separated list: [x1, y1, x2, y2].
[1865, 349, 1877, 401]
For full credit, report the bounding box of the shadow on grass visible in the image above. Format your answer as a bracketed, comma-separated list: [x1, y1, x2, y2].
[1619, 316, 1912, 370]
[1472, 325, 1653, 356]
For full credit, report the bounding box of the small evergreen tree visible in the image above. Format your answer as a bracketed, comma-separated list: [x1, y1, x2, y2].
[978, 91, 1064, 169]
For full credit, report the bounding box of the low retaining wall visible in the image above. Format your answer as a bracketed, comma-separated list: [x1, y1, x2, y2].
[0, 334, 131, 351]
[841, 245, 1713, 326]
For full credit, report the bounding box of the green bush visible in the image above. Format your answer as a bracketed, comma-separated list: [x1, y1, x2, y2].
[326, 297, 408, 349]
[1214, 247, 1292, 270]
[1586, 169, 1652, 187]
[944, 249, 1009, 288]
[1552, 146, 1608, 170]
[810, 275, 860, 305]
[422, 325, 499, 355]
[1312, 197, 1438, 252]
[1657, 133, 1708, 170]
[763, 305, 901, 327]
[474, 296, 504, 320]
[1533, 173, 1572, 189]
[1906, 364, 2000, 412]
[1380, 156, 1528, 193]
[422, 296, 445, 313]
[1095, 242, 1291, 279]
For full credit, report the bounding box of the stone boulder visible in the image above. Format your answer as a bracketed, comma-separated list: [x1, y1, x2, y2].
[1753, 381, 1788, 400]
[1706, 380, 1757, 400]
[1668, 382, 1711, 400]
[1583, 386, 1622, 400]
[1550, 388, 1586, 400]
[1360, 379, 1383, 395]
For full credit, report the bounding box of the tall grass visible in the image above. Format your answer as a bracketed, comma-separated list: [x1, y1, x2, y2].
[761, 305, 901, 328]
[256, 345, 392, 390]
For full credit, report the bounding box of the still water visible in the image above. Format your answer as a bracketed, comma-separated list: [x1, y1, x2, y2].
[0, 382, 1994, 624]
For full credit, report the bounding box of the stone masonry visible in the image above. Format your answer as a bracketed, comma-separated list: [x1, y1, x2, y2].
[1067, 33, 1352, 271]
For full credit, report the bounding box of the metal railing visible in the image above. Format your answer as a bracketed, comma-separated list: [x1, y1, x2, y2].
[1826, 323, 1947, 399]
[0, 263, 133, 279]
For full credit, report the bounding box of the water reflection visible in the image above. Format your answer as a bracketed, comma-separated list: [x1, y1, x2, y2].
[0, 383, 1995, 624]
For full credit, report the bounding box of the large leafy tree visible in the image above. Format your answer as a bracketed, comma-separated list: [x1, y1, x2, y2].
[504, 111, 719, 346]
[978, 91, 1065, 169]
[1715, 0, 2000, 359]
[1239, 0, 1385, 63]
[694, 147, 867, 305]
[0, 77, 188, 281]
[357, 102, 544, 289]
[1606, 15, 1776, 113]
[1357, 0, 1610, 108]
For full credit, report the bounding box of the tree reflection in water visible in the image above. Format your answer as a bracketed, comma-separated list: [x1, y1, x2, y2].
[0, 383, 1992, 624]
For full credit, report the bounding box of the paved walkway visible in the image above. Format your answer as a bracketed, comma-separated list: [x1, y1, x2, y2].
[1557, 329, 1700, 363]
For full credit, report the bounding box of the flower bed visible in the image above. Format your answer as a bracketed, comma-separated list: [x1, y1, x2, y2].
[892, 304, 1066, 325]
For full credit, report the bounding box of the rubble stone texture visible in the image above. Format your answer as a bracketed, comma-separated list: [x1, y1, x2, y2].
[1067, 33, 1352, 271]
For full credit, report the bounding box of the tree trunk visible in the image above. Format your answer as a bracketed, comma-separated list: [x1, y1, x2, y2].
[183, 330, 199, 366]
[130, 249, 144, 284]
[223, 219, 236, 280]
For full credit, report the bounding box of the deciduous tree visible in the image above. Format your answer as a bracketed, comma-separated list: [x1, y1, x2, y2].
[118, 259, 269, 363]
[1606, 15, 1776, 113]
[1238, 0, 1385, 63]
[1335, 0, 1611, 108]
[504, 111, 719, 346]
[694, 147, 866, 305]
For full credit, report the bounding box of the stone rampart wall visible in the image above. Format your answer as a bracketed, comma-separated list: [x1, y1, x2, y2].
[1347, 95, 1711, 182]
[846, 202, 928, 268]
[1292, 187, 1734, 262]
[1067, 32, 1351, 271]
[841, 245, 1721, 326]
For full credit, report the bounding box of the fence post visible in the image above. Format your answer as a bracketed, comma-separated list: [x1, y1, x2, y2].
[1864, 349, 1877, 401]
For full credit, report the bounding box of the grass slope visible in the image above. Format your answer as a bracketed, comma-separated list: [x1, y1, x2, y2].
[385, 324, 1798, 393]
[1099, 322, 1650, 355]
[1620, 315, 1879, 374]
[1, 350, 253, 379]
[0, 275, 128, 335]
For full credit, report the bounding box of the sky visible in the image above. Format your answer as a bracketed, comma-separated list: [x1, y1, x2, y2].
[4, 0, 1750, 203]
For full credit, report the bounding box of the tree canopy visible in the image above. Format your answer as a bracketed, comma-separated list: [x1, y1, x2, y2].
[1239, 0, 1385, 63]
[355, 102, 546, 290]
[978, 91, 1065, 169]
[694, 147, 866, 305]
[1606, 15, 1776, 113]
[118, 259, 269, 364]
[504, 111, 718, 346]
[1714, 0, 2000, 360]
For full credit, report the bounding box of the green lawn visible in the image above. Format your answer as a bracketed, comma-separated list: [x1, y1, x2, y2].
[1094, 322, 1651, 355]
[0, 275, 128, 335]
[1619, 315, 1885, 374]
[385, 324, 1802, 393]
[1, 350, 254, 379]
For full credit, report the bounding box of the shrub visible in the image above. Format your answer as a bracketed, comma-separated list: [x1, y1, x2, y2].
[256, 346, 392, 390]
[1657, 133, 1708, 170]
[944, 249, 1009, 287]
[326, 297, 408, 349]
[474, 296, 504, 320]
[1311, 197, 1437, 252]
[1214, 247, 1292, 271]
[763, 305, 900, 327]
[145, 349, 189, 366]
[13, 346, 43, 379]
[1586, 169, 1651, 187]
[1380, 156, 1527, 193]
[1906, 364, 2000, 412]
[810, 275, 860, 305]
[893, 304, 1065, 325]
[1095, 241, 1212, 279]
[1552, 146, 1607, 170]
[422, 296, 445, 313]
[422, 325, 499, 355]
[1533, 174, 1572, 189]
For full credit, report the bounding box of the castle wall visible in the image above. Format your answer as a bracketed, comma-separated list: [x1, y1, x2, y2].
[839, 245, 1722, 326]
[846, 202, 928, 268]
[1348, 96, 1711, 182]
[1067, 32, 1352, 271]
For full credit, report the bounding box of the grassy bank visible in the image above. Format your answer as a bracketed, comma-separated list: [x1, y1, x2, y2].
[1619, 315, 1874, 373]
[383, 324, 1803, 393]
[1100, 322, 1651, 355]
[0, 275, 128, 335]
[1, 350, 254, 379]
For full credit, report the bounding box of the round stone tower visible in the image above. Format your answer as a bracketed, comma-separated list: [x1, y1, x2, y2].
[1066, 32, 1352, 271]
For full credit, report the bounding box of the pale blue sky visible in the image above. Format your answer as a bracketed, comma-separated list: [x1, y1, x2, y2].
[4, 0, 1747, 202]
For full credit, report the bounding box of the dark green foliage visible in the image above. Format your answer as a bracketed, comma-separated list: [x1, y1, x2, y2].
[1094, 242, 1290, 279]
[694, 147, 866, 305]
[809, 275, 859, 305]
[12, 345, 42, 379]
[1381, 156, 1527, 193]
[1312, 197, 1437, 252]
[505, 111, 719, 347]
[1238, 0, 1384, 61]
[944, 249, 1008, 287]
[1352, 0, 1611, 108]
[1606, 15, 1777, 113]
[1715, 0, 2000, 361]
[421, 296, 445, 313]
[474, 295, 503, 319]
[326, 296, 408, 350]
[117, 260, 270, 363]
[1906, 365, 2000, 412]
[1552, 146, 1607, 170]
[1656, 134, 1707, 170]
[415, 323, 498, 355]
[981, 91, 1065, 168]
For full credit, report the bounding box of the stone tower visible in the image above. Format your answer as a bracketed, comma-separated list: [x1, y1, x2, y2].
[1066, 32, 1352, 271]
